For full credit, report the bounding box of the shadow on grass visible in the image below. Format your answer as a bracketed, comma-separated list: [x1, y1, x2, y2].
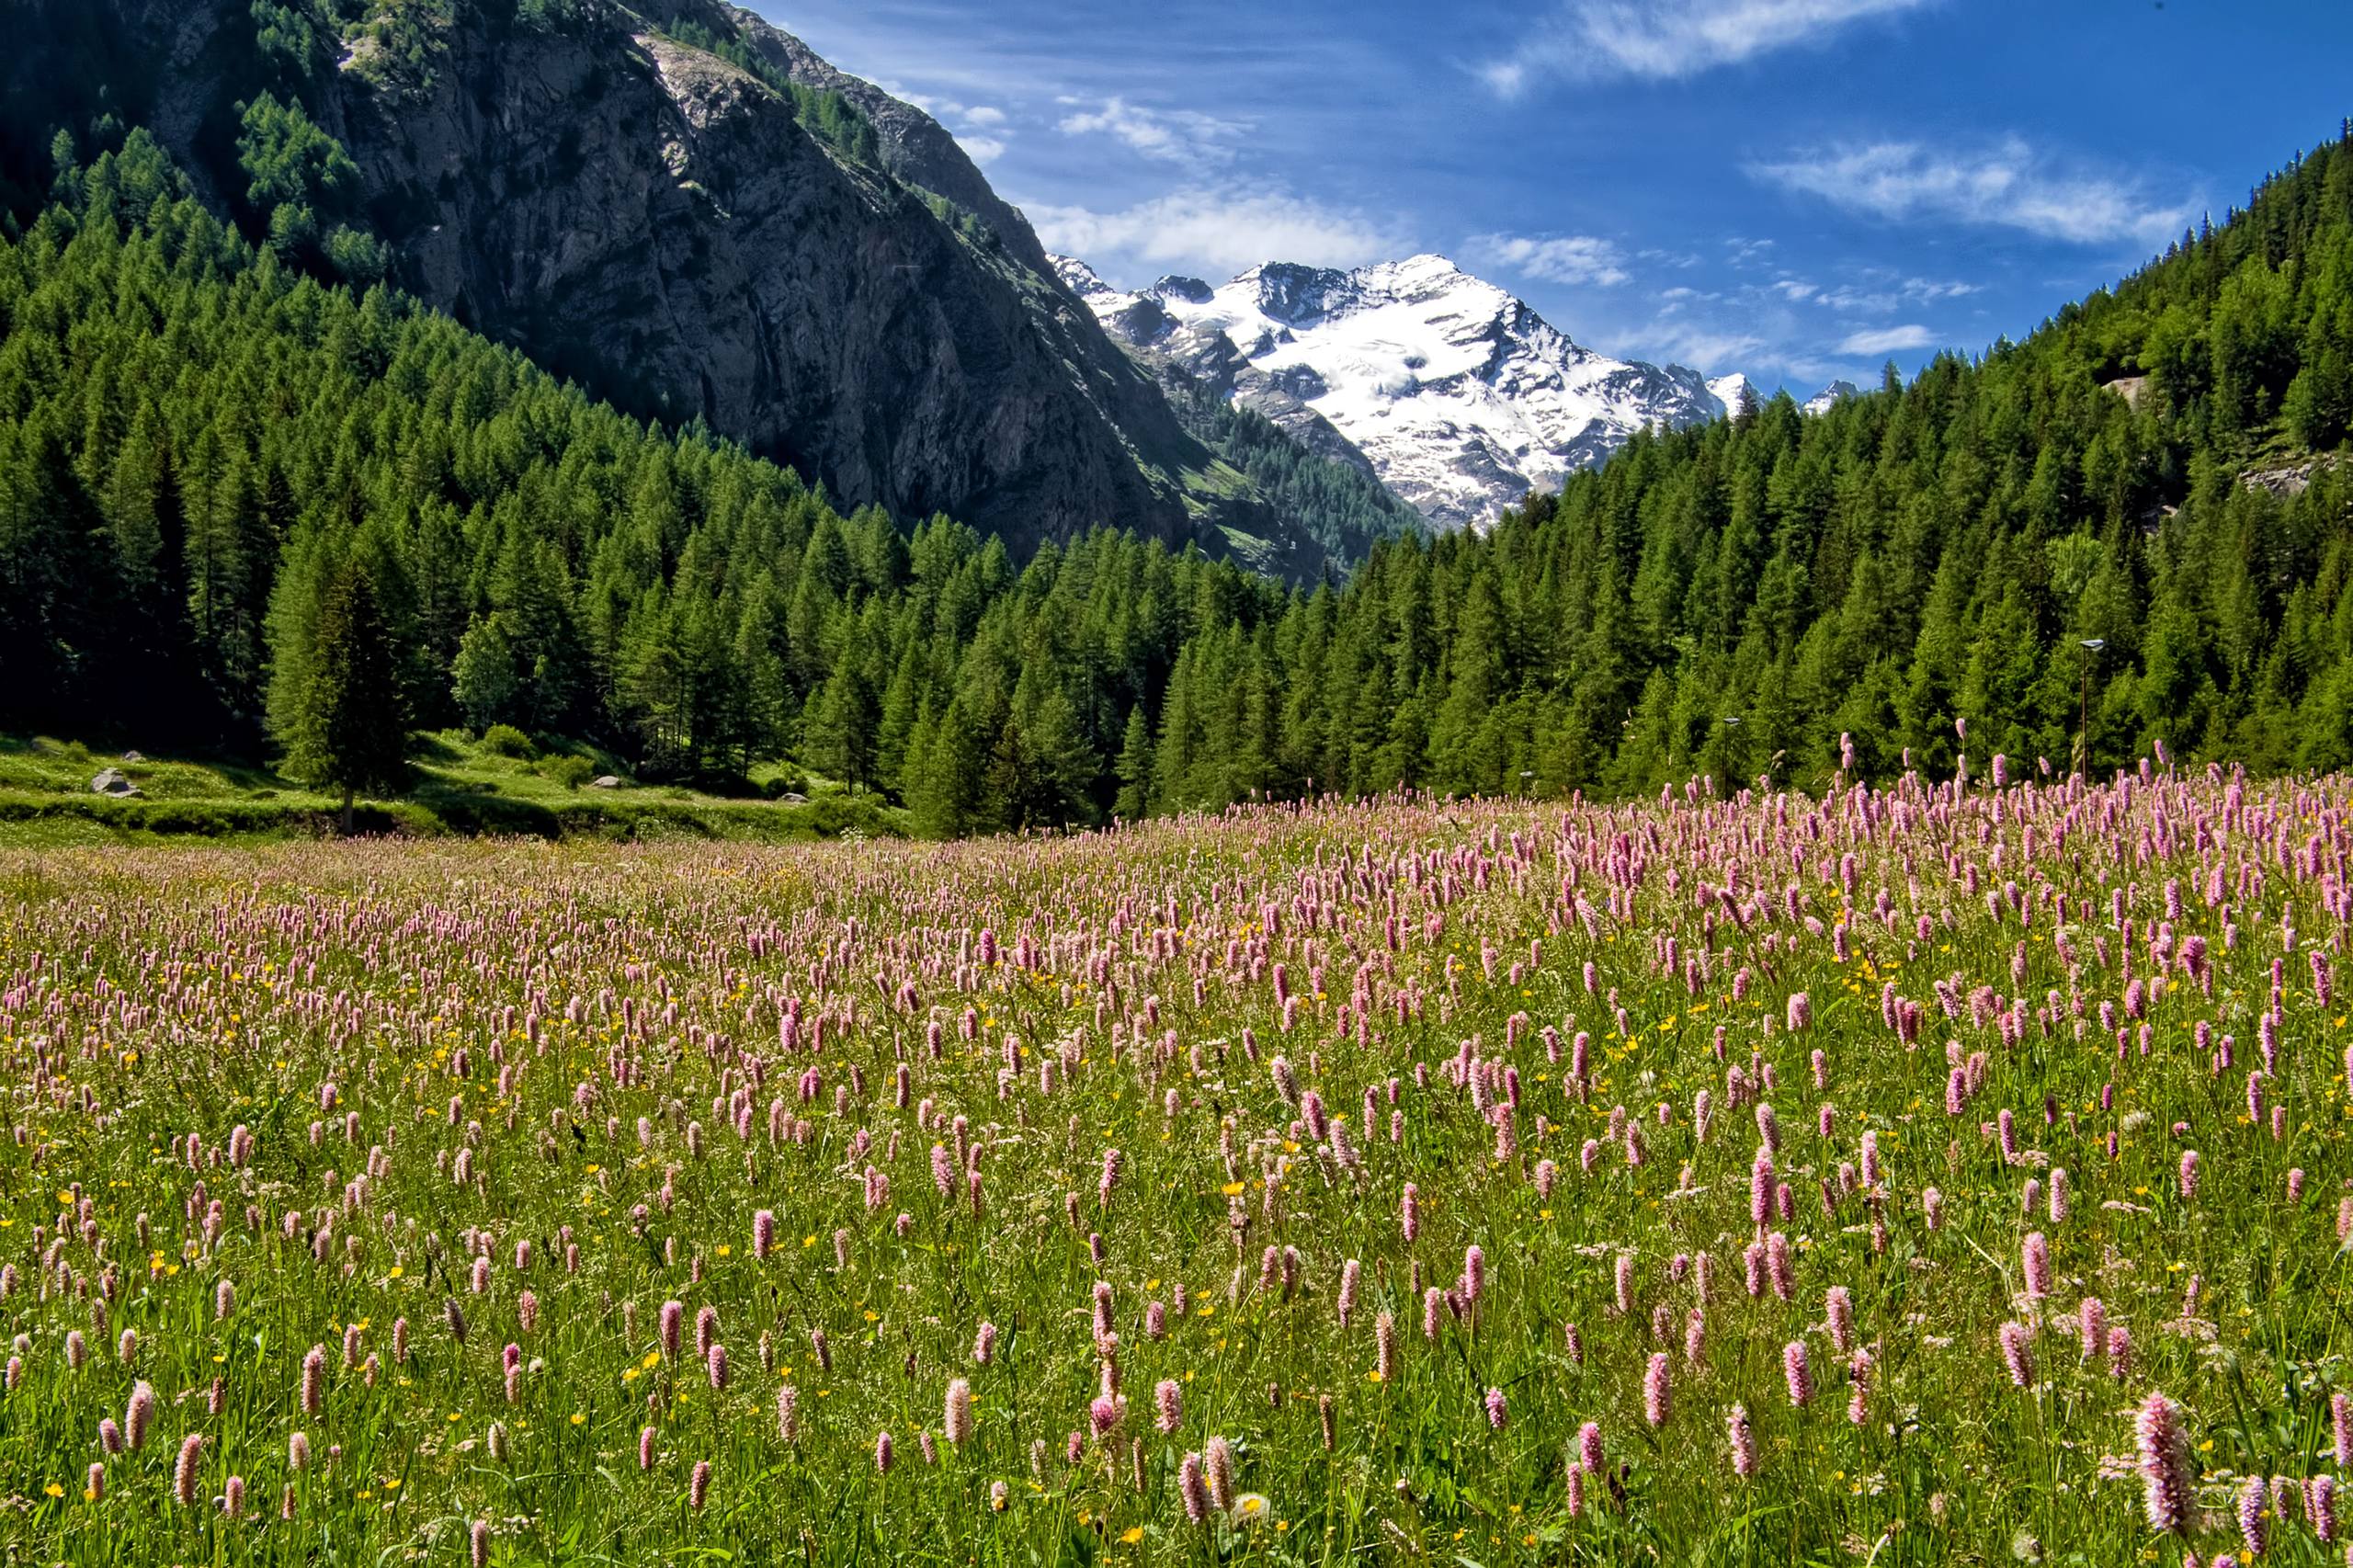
[0, 788, 905, 845]
[0, 731, 905, 845]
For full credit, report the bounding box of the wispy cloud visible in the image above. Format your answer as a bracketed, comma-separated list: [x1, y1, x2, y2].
[1643, 322, 1772, 370]
[1837, 324, 1937, 354]
[1813, 275, 1981, 312]
[1608, 260, 1971, 387]
[1055, 96, 1249, 165]
[1751, 136, 2198, 246]
[1481, 0, 1927, 95]
[1466, 233, 1631, 287]
[1027, 188, 1403, 278]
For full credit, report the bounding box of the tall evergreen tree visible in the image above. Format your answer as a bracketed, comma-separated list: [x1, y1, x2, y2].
[1112, 705, 1153, 820]
[804, 655, 880, 791]
[272, 552, 409, 831]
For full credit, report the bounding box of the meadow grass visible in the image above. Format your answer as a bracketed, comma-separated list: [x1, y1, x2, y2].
[0, 733, 897, 846]
[0, 766, 2345, 1565]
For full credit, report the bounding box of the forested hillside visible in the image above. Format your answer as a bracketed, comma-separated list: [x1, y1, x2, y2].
[3, 127, 2351, 835]
[1370, 121, 2353, 793]
[0, 0, 1418, 576]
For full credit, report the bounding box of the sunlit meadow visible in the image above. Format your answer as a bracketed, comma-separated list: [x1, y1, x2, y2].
[2, 755, 2350, 1565]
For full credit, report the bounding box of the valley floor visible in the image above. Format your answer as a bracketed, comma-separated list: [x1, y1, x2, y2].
[0, 733, 900, 847]
[0, 771, 2342, 1563]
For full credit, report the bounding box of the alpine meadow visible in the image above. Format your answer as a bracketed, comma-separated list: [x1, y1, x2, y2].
[4, 0, 2353, 1564]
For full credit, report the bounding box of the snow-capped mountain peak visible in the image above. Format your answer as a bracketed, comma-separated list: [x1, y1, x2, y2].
[1709, 372, 1763, 416]
[1053, 255, 1120, 301]
[1059, 251, 1736, 530]
[1803, 380, 1862, 416]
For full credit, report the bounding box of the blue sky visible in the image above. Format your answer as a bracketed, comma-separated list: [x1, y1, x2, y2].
[752, 0, 2353, 392]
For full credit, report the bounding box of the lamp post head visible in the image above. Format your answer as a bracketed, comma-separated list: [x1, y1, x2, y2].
[2079, 639, 2105, 653]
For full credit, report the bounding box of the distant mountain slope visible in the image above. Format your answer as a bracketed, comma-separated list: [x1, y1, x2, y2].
[1060, 252, 1732, 529]
[1710, 372, 1764, 415]
[1803, 380, 1863, 415]
[0, 0, 1398, 574]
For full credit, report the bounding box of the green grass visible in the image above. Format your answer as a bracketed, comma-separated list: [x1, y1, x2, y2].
[0, 733, 901, 845]
[0, 772, 2343, 1564]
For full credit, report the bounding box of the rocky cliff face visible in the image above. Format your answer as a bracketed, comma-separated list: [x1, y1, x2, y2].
[354, 2, 1220, 555]
[718, 5, 1055, 280]
[9, 0, 1236, 558]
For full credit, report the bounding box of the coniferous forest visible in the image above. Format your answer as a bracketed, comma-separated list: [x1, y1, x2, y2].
[4, 126, 2353, 834]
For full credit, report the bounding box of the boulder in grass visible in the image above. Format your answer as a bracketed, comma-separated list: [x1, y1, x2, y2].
[588, 775, 625, 790]
[91, 768, 140, 797]
[121, 749, 145, 762]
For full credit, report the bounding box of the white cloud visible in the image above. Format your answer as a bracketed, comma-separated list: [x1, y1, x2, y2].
[961, 106, 1007, 129]
[1481, 0, 1926, 94]
[1055, 96, 1249, 165]
[1837, 324, 1936, 354]
[1027, 188, 1402, 278]
[1751, 136, 2197, 246]
[1466, 233, 1631, 287]
[1602, 272, 1949, 386]
[1813, 275, 1983, 312]
[960, 135, 1008, 165]
[1642, 322, 1772, 370]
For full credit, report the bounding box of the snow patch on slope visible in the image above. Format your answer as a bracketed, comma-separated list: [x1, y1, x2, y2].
[1803, 380, 1862, 416]
[1709, 372, 1763, 416]
[1059, 252, 1733, 530]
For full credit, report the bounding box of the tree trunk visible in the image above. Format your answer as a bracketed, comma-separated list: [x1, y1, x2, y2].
[340, 783, 355, 837]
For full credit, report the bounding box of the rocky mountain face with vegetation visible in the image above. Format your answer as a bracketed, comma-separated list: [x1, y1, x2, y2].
[1, 0, 1415, 571]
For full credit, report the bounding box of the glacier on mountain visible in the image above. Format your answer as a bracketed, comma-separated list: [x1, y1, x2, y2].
[1058, 252, 1737, 531]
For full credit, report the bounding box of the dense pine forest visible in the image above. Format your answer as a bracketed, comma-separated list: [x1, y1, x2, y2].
[2, 126, 2351, 834]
